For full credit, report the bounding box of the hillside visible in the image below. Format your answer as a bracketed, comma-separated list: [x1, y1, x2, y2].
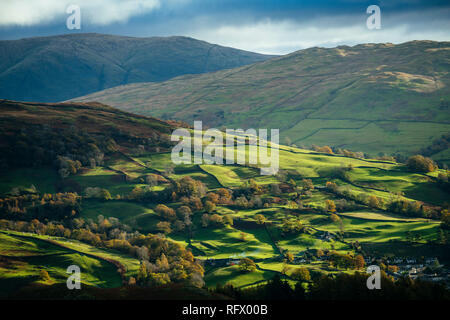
[0, 100, 449, 297]
[0, 231, 131, 296]
[75, 40, 450, 161]
[0, 33, 273, 102]
[0, 99, 178, 173]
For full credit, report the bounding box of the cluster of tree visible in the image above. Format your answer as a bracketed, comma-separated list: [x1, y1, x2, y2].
[325, 165, 353, 182]
[153, 186, 235, 234]
[238, 258, 257, 272]
[290, 267, 311, 282]
[329, 213, 341, 223]
[324, 184, 363, 211]
[299, 178, 314, 192]
[334, 148, 365, 159]
[388, 199, 438, 219]
[418, 134, 450, 159]
[0, 192, 80, 221]
[312, 145, 333, 154]
[127, 185, 160, 202]
[406, 155, 437, 173]
[324, 199, 336, 213]
[0, 119, 174, 176]
[325, 181, 338, 192]
[280, 219, 306, 235]
[126, 177, 232, 206]
[328, 193, 384, 211]
[84, 187, 112, 200]
[57, 156, 82, 178]
[233, 195, 266, 209]
[324, 182, 440, 219]
[170, 176, 207, 199]
[0, 124, 110, 172]
[233, 179, 265, 199]
[154, 204, 193, 234]
[326, 251, 365, 270]
[201, 213, 233, 228]
[0, 215, 204, 288]
[129, 234, 204, 288]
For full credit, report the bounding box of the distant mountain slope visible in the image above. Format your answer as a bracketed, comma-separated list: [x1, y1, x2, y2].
[75, 40, 450, 160]
[0, 33, 274, 102]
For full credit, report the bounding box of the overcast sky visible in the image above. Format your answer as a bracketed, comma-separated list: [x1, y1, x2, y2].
[0, 0, 449, 54]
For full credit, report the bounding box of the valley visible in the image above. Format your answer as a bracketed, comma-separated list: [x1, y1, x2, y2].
[0, 100, 448, 297]
[75, 41, 450, 163]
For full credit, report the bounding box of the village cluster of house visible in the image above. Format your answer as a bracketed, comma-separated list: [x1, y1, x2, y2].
[202, 253, 449, 288]
[364, 256, 450, 287]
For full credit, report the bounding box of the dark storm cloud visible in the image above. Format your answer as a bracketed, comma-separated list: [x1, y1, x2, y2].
[0, 0, 448, 54]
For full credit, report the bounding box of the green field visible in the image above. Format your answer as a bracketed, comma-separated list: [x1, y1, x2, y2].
[0, 109, 448, 291]
[0, 232, 123, 295]
[75, 41, 450, 162]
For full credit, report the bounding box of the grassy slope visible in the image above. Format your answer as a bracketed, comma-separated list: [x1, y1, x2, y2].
[1, 101, 448, 289]
[75, 40, 450, 160]
[0, 231, 124, 295]
[74, 147, 448, 287]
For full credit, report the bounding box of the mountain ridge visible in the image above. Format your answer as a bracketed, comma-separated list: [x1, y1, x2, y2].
[0, 33, 275, 102]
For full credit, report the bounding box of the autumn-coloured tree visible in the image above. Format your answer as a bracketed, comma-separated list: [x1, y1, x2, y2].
[254, 214, 266, 225]
[316, 249, 324, 258]
[188, 196, 203, 211]
[155, 204, 176, 221]
[39, 269, 52, 282]
[223, 215, 234, 226]
[368, 195, 382, 209]
[137, 262, 148, 283]
[204, 200, 216, 213]
[156, 221, 172, 234]
[326, 181, 338, 192]
[325, 199, 336, 213]
[312, 145, 333, 154]
[100, 189, 112, 200]
[329, 213, 340, 223]
[406, 155, 437, 173]
[238, 258, 257, 273]
[177, 205, 192, 219]
[209, 214, 223, 226]
[285, 252, 294, 263]
[354, 255, 365, 269]
[128, 277, 136, 286]
[291, 267, 311, 282]
[301, 179, 314, 191]
[205, 192, 220, 204]
[388, 265, 399, 273]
